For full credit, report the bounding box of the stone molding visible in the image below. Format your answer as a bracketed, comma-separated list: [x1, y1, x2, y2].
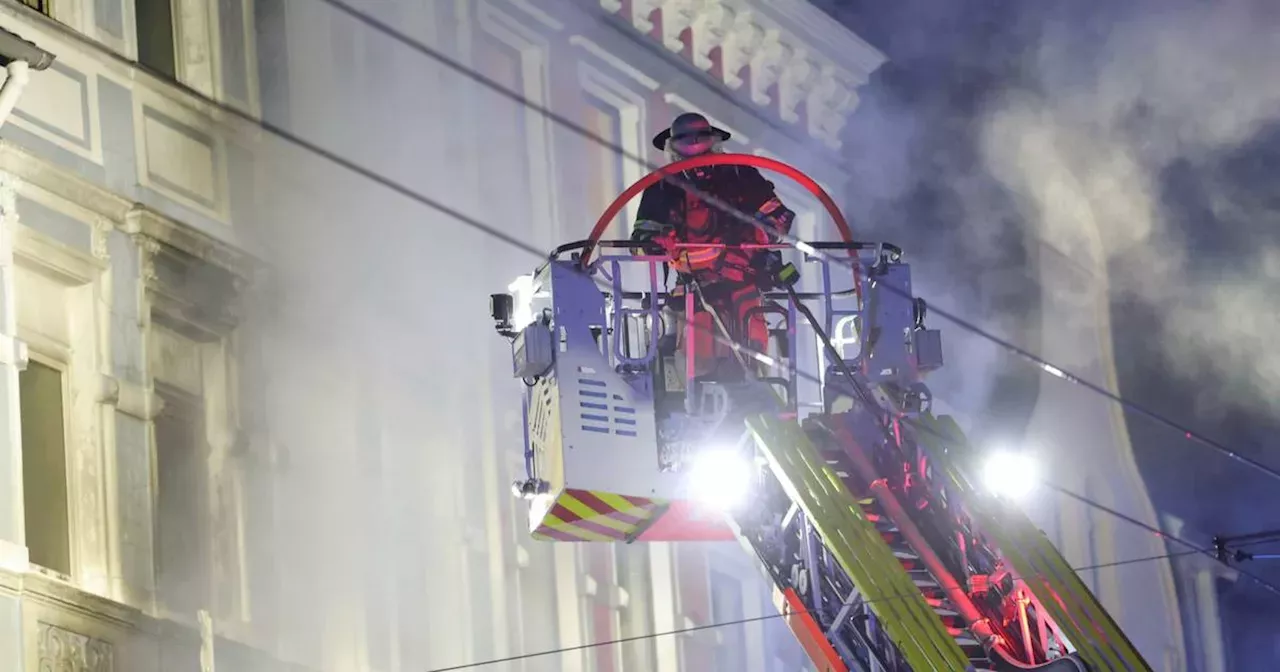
[597, 0, 886, 149]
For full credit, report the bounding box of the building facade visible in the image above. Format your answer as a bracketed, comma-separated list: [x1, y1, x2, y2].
[0, 0, 266, 669]
[0, 0, 892, 671]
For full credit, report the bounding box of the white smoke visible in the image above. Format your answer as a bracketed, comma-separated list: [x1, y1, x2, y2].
[981, 1, 1280, 417]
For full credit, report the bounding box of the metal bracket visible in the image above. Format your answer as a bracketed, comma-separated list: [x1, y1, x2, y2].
[1213, 529, 1280, 564]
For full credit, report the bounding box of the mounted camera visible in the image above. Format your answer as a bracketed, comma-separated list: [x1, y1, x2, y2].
[490, 293, 515, 337]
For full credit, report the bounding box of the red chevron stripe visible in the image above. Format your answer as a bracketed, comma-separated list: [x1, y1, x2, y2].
[573, 518, 630, 540]
[621, 494, 657, 509]
[537, 527, 583, 542]
[550, 502, 583, 524]
[572, 490, 644, 526]
[565, 489, 612, 516]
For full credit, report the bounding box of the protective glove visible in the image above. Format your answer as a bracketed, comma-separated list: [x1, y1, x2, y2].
[753, 251, 799, 290]
[753, 251, 783, 290]
[630, 221, 671, 255]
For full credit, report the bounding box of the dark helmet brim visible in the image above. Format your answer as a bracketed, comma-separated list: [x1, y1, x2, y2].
[651, 124, 732, 151]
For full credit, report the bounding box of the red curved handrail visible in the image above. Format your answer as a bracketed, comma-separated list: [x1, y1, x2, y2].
[579, 154, 860, 296]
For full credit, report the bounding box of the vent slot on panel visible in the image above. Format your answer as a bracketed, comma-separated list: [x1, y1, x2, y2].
[528, 378, 559, 479]
[576, 366, 637, 439]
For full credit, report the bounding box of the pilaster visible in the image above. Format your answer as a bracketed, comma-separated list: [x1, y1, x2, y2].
[1163, 515, 1233, 672]
[0, 169, 26, 672]
[0, 169, 25, 558]
[1024, 238, 1188, 666]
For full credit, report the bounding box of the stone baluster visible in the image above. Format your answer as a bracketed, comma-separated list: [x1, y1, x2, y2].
[777, 50, 817, 124]
[603, 0, 884, 152]
[806, 64, 841, 141]
[807, 65, 859, 148]
[689, 1, 733, 72]
[658, 0, 698, 53]
[631, 0, 661, 33]
[719, 10, 763, 90]
[749, 29, 790, 107]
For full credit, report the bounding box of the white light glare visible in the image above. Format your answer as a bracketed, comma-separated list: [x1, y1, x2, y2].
[981, 450, 1038, 500]
[507, 274, 537, 332]
[687, 448, 754, 511]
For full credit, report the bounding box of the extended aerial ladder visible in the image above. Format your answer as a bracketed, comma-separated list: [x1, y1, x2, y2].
[489, 155, 1154, 672]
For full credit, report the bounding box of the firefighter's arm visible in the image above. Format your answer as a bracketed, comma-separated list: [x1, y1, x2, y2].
[757, 195, 797, 239]
[739, 168, 796, 240]
[630, 187, 673, 254]
[740, 168, 800, 289]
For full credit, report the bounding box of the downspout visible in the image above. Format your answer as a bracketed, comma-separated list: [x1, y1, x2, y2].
[0, 59, 30, 129]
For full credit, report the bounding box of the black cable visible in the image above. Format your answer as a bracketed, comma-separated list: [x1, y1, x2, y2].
[22, 0, 1279, 647]
[643, 277, 1280, 604]
[12, 18, 1270, 672]
[899, 414, 1280, 602]
[897, 298, 1280, 483]
[277, 0, 1280, 605]
[421, 549, 1206, 672]
[783, 284, 1280, 602]
[308, 0, 1280, 484]
[1075, 549, 1202, 572]
[28, 0, 1272, 486]
[20, 0, 1274, 486]
[488, 273, 1280, 669]
[775, 285, 1280, 605]
[787, 283, 889, 428]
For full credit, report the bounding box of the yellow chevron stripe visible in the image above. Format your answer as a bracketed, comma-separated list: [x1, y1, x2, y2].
[593, 488, 645, 512]
[593, 492, 664, 521]
[559, 495, 635, 534]
[542, 514, 615, 542]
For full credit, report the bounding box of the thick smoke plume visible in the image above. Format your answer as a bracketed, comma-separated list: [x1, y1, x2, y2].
[982, 1, 1280, 419]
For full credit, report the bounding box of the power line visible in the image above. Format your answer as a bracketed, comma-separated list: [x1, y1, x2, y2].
[422, 549, 1203, 672]
[308, 0, 1280, 484]
[27, 0, 1275, 485]
[36, 0, 1272, 485]
[24, 5, 1280, 666]
[896, 414, 1280, 602]
[34, 0, 1277, 601]
[623, 278, 1280, 600]
[36, 0, 1280, 596]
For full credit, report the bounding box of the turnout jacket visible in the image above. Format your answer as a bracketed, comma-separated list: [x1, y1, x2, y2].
[632, 165, 795, 284]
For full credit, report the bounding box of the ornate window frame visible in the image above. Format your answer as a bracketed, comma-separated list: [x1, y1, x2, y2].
[10, 0, 262, 114]
[469, 0, 562, 248]
[576, 60, 649, 237]
[123, 0, 260, 111]
[10, 178, 112, 597]
[132, 206, 256, 637]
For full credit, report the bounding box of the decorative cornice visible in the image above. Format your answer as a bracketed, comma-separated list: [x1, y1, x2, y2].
[0, 140, 264, 280]
[125, 206, 262, 282]
[135, 231, 250, 340]
[597, 0, 886, 150]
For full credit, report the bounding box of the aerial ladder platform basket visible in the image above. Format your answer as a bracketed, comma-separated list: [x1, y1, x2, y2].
[490, 154, 1153, 672]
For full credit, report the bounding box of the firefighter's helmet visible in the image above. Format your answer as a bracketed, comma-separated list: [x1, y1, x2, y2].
[652, 112, 731, 158]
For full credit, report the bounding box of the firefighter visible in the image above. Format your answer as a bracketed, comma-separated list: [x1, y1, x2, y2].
[630, 112, 798, 381]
